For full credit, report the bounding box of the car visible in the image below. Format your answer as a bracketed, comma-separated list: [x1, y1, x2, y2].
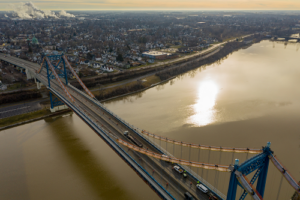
[196, 184, 208, 193]
[173, 165, 183, 174]
[184, 192, 194, 200]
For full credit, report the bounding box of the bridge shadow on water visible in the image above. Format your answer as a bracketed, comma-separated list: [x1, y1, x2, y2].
[43, 113, 135, 200]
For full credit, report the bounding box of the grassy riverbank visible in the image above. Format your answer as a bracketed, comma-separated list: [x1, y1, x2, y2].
[93, 75, 161, 100]
[0, 109, 51, 128]
[0, 109, 71, 129]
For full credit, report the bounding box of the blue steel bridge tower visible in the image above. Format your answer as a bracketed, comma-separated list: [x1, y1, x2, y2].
[227, 142, 272, 200]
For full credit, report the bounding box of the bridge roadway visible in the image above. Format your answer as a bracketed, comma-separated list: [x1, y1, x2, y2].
[0, 54, 216, 200]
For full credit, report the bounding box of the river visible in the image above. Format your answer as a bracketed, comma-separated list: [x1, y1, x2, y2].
[1, 40, 299, 200]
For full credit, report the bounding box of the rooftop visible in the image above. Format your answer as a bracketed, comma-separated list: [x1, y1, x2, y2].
[142, 51, 171, 56]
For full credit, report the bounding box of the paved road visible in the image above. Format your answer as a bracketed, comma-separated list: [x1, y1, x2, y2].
[0, 100, 42, 119]
[89, 34, 254, 92]
[90, 47, 222, 92]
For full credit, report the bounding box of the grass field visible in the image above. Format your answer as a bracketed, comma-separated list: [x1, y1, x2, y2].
[92, 75, 161, 97]
[0, 109, 51, 128]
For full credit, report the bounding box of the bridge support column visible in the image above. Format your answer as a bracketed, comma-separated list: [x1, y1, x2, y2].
[49, 92, 68, 113]
[37, 82, 42, 89]
[227, 159, 239, 200]
[26, 68, 35, 80]
[256, 142, 271, 198]
[35, 78, 43, 89]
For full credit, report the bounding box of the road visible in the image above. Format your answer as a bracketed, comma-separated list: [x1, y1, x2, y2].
[89, 34, 253, 92]
[0, 100, 42, 119]
[0, 53, 215, 200]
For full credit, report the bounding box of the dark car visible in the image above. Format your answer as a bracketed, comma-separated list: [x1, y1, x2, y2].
[184, 192, 194, 200]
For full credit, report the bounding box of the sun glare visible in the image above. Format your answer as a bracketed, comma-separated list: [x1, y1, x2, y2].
[187, 80, 219, 126]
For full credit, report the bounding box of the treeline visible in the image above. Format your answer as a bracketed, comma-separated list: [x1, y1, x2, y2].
[156, 38, 263, 81]
[0, 90, 42, 104]
[95, 82, 146, 101]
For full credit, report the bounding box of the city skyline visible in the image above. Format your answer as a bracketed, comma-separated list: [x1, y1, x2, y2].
[1, 0, 300, 11]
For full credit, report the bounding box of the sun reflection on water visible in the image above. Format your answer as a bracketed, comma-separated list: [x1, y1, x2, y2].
[187, 80, 219, 126]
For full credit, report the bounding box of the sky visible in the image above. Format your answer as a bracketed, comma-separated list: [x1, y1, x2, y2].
[1, 0, 300, 11]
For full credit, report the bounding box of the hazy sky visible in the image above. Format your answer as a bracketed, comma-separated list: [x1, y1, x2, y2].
[1, 0, 300, 11]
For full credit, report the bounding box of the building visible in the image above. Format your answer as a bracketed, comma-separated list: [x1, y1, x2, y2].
[0, 81, 7, 90]
[142, 51, 171, 60]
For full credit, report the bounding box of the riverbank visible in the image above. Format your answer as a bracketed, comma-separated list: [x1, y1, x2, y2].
[0, 109, 72, 130]
[94, 35, 265, 102]
[0, 35, 261, 129]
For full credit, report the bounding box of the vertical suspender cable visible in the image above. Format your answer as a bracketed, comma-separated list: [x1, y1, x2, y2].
[166, 138, 168, 152]
[214, 150, 222, 191]
[173, 140, 175, 157]
[189, 144, 191, 170]
[181, 142, 183, 159]
[206, 150, 211, 180]
[276, 175, 284, 200]
[232, 151, 235, 165]
[160, 137, 162, 151]
[197, 147, 201, 177]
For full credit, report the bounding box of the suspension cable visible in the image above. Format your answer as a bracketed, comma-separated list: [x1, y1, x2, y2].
[141, 130, 262, 153]
[117, 138, 230, 172]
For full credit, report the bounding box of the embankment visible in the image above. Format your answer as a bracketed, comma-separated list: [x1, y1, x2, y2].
[95, 36, 265, 101]
[0, 89, 42, 104]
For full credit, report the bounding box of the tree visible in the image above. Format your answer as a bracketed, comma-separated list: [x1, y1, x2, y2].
[87, 53, 93, 60]
[116, 54, 124, 62]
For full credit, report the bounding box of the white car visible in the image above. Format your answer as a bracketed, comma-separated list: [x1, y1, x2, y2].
[196, 184, 208, 193]
[173, 166, 183, 174]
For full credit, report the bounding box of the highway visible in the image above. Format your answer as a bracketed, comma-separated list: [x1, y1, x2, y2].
[0, 101, 41, 119]
[0, 53, 217, 200]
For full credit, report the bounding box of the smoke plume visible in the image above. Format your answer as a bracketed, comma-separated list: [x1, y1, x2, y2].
[4, 14, 8, 18]
[58, 10, 75, 18]
[11, 2, 75, 19]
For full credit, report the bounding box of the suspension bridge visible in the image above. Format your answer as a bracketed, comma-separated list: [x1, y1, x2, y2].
[0, 53, 299, 200]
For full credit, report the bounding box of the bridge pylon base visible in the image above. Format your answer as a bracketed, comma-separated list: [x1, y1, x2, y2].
[50, 105, 69, 113]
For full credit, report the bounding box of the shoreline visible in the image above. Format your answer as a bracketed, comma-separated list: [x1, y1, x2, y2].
[0, 36, 263, 130]
[0, 109, 72, 131]
[98, 37, 265, 102]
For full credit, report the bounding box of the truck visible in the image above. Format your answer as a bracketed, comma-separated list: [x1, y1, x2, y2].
[124, 131, 143, 148]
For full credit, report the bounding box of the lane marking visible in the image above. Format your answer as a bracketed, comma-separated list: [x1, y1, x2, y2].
[0, 106, 31, 114]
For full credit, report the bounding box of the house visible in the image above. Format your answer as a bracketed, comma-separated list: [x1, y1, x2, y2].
[101, 65, 114, 72]
[93, 63, 101, 68]
[0, 81, 7, 90]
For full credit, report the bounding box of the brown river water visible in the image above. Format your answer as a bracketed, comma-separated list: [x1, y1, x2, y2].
[0, 40, 299, 200]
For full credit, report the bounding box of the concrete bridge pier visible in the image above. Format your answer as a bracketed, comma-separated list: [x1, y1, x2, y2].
[36, 82, 43, 89]
[26, 68, 35, 80]
[33, 78, 44, 89]
[49, 92, 68, 113]
[50, 105, 69, 113]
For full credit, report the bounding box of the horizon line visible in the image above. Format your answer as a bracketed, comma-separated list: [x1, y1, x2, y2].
[1, 9, 300, 11]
